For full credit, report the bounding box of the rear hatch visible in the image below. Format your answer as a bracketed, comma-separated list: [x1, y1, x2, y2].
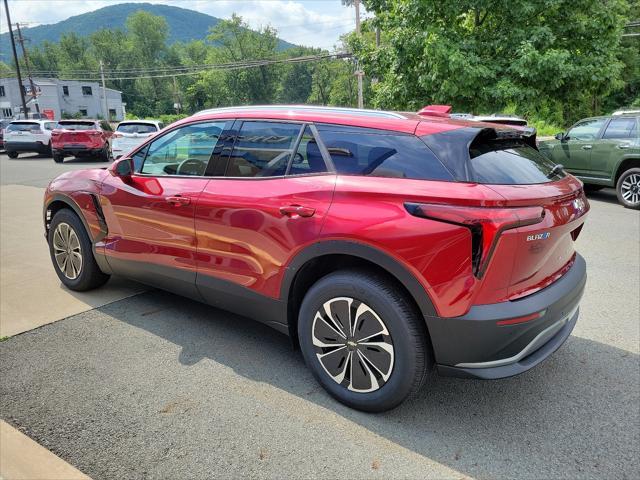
[421, 126, 589, 304]
[53, 121, 99, 145]
[4, 121, 42, 142]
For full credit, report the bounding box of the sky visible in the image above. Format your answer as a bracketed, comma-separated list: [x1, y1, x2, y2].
[1, 0, 361, 50]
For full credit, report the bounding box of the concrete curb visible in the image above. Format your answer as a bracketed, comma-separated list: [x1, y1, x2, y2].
[0, 420, 91, 480]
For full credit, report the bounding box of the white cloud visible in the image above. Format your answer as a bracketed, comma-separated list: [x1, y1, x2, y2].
[1, 0, 357, 49]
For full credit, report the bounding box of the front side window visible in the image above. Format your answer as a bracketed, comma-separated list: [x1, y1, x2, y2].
[226, 121, 302, 177]
[567, 118, 607, 141]
[140, 121, 225, 176]
[602, 117, 637, 139]
[318, 128, 453, 180]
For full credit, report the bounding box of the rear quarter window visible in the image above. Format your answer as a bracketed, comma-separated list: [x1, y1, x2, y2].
[317, 127, 453, 180]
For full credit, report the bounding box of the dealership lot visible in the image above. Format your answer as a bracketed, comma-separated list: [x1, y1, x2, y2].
[0, 152, 638, 479]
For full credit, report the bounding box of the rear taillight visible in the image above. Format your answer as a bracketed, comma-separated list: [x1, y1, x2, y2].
[405, 203, 545, 277]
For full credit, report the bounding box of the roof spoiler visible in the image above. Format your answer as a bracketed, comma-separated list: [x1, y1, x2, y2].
[417, 105, 452, 118]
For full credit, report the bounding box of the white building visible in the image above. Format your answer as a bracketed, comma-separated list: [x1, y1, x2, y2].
[0, 77, 124, 121]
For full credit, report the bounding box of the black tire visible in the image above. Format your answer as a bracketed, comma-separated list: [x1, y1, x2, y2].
[583, 184, 605, 192]
[616, 167, 640, 210]
[7, 151, 18, 159]
[45, 141, 52, 157]
[99, 144, 111, 162]
[48, 209, 110, 291]
[53, 153, 64, 163]
[298, 269, 431, 412]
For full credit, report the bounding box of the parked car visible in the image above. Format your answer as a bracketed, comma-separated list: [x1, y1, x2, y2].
[111, 120, 163, 159]
[538, 113, 639, 209]
[4, 119, 57, 158]
[0, 118, 11, 150]
[43, 105, 589, 412]
[51, 119, 114, 163]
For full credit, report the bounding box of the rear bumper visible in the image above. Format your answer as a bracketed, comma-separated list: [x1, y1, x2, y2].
[428, 254, 586, 379]
[5, 141, 50, 153]
[53, 145, 103, 156]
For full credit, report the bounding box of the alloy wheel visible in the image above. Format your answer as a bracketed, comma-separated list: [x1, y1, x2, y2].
[621, 173, 640, 205]
[312, 297, 394, 393]
[53, 222, 83, 280]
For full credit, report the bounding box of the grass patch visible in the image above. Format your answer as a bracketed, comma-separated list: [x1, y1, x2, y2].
[0, 336, 9, 342]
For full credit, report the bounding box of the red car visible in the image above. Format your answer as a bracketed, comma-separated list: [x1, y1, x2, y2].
[51, 119, 114, 163]
[43, 105, 588, 411]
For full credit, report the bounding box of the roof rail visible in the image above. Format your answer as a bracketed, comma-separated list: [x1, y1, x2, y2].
[417, 105, 452, 118]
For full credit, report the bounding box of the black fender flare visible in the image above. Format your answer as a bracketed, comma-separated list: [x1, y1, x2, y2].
[44, 193, 93, 240]
[280, 240, 438, 319]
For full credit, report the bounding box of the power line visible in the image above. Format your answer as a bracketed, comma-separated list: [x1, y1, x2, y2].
[14, 52, 353, 81]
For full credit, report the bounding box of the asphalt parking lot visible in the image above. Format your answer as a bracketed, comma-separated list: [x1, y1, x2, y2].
[1, 152, 639, 479]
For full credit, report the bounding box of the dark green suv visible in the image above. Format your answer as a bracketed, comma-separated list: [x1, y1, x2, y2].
[539, 114, 639, 209]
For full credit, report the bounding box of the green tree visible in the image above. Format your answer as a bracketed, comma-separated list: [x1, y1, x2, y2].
[352, 0, 633, 124]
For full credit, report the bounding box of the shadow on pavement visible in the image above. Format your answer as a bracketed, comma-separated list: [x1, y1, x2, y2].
[98, 291, 640, 478]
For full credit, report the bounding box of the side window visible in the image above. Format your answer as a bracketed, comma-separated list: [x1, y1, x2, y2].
[602, 117, 637, 139]
[567, 119, 607, 141]
[226, 121, 302, 177]
[131, 145, 149, 172]
[140, 121, 225, 176]
[288, 126, 327, 175]
[317, 128, 453, 180]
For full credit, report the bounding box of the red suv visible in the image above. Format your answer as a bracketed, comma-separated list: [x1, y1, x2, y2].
[51, 119, 113, 163]
[43, 106, 588, 411]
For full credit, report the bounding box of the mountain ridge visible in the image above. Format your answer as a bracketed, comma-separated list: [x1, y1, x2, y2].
[0, 2, 296, 54]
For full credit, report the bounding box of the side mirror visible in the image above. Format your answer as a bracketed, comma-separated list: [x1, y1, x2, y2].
[109, 157, 133, 179]
[554, 132, 564, 141]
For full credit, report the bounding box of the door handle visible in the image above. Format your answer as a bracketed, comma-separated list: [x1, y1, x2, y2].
[166, 195, 191, 206]
[581, 145, 592, 150]
[279, 205, 315, 218]
[618, 143, 631, 149]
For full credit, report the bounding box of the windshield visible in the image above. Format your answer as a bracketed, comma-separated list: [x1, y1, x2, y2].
[57, 121, 96, 131]
[7, 122, 41, 132]
[116, 123, 158, 134]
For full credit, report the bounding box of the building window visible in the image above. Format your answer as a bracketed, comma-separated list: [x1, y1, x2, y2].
[79, 109, 88, 117]
[2, 108, 12, 117]
[0, 86, 5, 96]
[62, 86, 69, 96]
[81, 86, 92, 96]
[108, 108, 116, 119]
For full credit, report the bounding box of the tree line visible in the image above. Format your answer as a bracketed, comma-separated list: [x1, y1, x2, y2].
[2, 0, 638, 132]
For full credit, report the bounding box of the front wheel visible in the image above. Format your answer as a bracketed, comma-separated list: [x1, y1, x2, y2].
[7, 151, 18, 159]
[298, 269, 431, 412]
[616, 168, 640, 210]
[48, 209, 110, 291]
[99, 144, 111, 162]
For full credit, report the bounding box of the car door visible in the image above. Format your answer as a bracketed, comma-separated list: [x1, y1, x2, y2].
[99, 120, 227, 299]
[590, 116, 638, 180]
[194, 121, 336, 318]
[550, 118, 607, 177]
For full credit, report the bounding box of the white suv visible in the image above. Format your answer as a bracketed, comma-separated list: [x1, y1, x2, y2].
[4, 120, 57, 158]
[111, 120, 163, 159]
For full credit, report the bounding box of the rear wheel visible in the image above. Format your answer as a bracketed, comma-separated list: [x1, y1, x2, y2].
[298, 269, 431, 412]
[7, 151, 18, 159]
[48, 209, 110, 291]
[616, 168, 640, 210]
[53, 153, 64, 163]
[99, 144, 111, 162]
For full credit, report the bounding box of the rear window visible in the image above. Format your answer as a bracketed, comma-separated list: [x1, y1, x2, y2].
[317, 127, 453, 180]
[469, 138, 565, 184]
[57, 121, 96, 131]
[7, 122, 40, 132]
[117, 122, 159, 134]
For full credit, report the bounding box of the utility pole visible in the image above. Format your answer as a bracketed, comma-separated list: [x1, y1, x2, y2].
[172, 76, 181, 115]
[99, 60, 109, 120]
[3, 0, 28, 117]
[15, 22, 40, 114]
[355, 0, 364, 109]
